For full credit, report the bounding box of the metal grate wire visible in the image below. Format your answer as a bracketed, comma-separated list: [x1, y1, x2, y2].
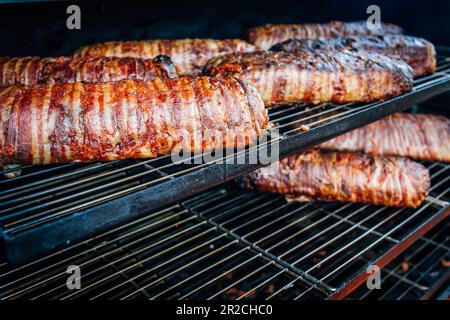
[348, 218, 449, 300]
[1, 160, 448, 300]
[0, 198, 327, 300]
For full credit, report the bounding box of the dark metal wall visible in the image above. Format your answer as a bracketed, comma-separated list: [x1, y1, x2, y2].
[0, 0, 449, 56]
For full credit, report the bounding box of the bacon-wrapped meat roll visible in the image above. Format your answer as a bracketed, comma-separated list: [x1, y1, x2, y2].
[248, 20, 403, 50]
[239, 149, 430, 208]
[204, 49, 413, 106]
[0, 55, 177, 87]
[74, 39, 255, 75]
[270, 35, 436, 76]
[320, 113, 450, 162]
[0, 77, 268, 164]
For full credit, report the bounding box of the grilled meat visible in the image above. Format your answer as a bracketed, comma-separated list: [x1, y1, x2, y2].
[320, 113, 450, 162]
[270, 35, 436, 76]
[204, 49, 413, 106]
[240, 149, 430, 208]
[0, 77, 268, 164]
[74, 39, 255, 75]
[248, 21, 403, 50]
[0, 55, 177, 87]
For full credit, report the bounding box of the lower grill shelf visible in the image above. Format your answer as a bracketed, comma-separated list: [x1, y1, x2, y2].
[1, 161, 448, 300]
[348, 217, 449, 300]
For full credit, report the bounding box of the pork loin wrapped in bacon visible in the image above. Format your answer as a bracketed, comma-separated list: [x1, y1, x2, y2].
[74, 39, 256, 75]
[204, 49, 413, 106]
[0, 77, 268, 164]
[248, 21, 403, 50]
[239, 149, 430, 208]
[270, 35, 436, 76]
[0, 55, 177, 87]
[320, 113, 450, 162]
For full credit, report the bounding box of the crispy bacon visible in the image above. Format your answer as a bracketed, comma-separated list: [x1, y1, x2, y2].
[270, 35, 436, 76]
[0, 55, 177, 87]
[320, 113, 450, 162]
[204, 49, 413, 106]
[0, 77, 268, 164]
[239, 149, 430, 208]
[74, 39, 255, 75]
[248, 21, 403, 50]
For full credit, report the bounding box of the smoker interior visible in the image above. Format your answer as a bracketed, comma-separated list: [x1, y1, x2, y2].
[0, 45, 449, 303]
[1, 0, 450, 300]
[1, 53, 450, 265]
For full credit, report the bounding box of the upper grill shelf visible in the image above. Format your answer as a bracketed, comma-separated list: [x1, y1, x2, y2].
[1, 50, 450, 264]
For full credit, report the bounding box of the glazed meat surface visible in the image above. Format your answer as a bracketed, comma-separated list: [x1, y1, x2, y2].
[204, 49, 413, 106]
[74, 39, 255, 75]
[240, 149, 430, 208]
[248, 21, 403, 50]
[320, 113, 450, 162]
[0, 55, 177, 87]
[0, 77, 268, 164]
[270, 35, 436, 76]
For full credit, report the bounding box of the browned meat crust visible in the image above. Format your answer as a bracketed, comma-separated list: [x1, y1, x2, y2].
[204, 49, 413, 106]
[248, 21, 403, 50]
[240, 149, 430, 208]
[73, 39, 255, 75]
[270, 35, 436, 76]
[320, 113, 450, 162]
[0, 77, 268, 164]
[0, 55, 177, 87]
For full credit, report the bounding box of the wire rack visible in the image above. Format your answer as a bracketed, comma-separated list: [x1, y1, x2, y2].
[2, 53, 450, 264]
[0, 159, 448, 300]
[348, 218, 449, 300]
[0, 200, 328, 300]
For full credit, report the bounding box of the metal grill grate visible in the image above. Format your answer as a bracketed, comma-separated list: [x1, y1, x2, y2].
[2, 53, 450, 264]
[0, 201, 327, 300]
[348, 218, 449, 300]
[1, 159, 448, 300]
